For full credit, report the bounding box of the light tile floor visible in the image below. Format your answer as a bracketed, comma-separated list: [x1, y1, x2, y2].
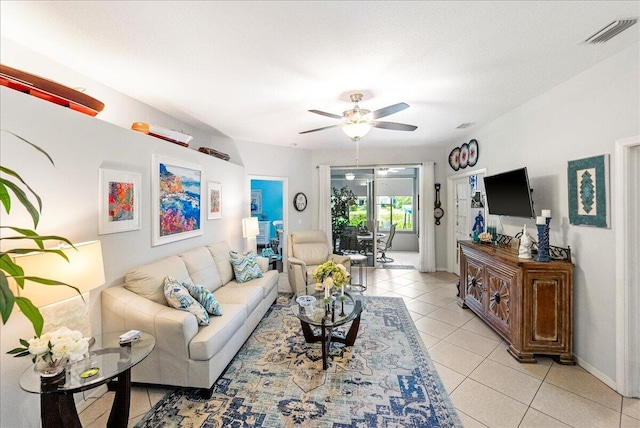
[80, 251, 640, 427]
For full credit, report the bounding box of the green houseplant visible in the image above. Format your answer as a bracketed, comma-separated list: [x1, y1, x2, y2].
[330, 186, 356, 253]
[0, 130, 78, 337]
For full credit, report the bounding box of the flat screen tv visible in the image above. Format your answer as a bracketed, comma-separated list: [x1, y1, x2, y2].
[483, 167, 535, 218]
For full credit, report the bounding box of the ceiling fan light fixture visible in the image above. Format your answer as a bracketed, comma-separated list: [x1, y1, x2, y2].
[345, 172, 355, 180]
[343, 122, 371, 140]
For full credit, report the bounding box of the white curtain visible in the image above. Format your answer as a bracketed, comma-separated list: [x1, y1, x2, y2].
[318, 165, 332, 243]
[419, 162, 436, 272]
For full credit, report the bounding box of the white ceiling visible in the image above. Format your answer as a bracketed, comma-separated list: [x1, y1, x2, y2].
[1, 1, 638, 150]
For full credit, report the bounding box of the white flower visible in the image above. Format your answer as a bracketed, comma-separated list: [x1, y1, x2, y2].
[27, 337, 50, 356]
[323, 276, 334, 288]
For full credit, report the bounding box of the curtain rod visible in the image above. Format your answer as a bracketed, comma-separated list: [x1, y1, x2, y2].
[316, 162, 430, 169]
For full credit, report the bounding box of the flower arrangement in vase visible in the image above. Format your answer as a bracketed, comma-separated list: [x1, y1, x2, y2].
[312, 261, 350, 301]
[9, 326, 90, 377]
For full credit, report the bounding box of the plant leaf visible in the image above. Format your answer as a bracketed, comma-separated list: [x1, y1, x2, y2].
[0, 178, 39, 228]
[15, 297, 43, 337]
[0, 228, 74, 251]
[0, 254, 24, 287]
[20, 338, 31, 347]
[0, 130, 55, 165]
[0, 273, 15, 324]
[0, 165, 43, 213]
[0, 182, 10, 213]
[17, 276, 82, 298]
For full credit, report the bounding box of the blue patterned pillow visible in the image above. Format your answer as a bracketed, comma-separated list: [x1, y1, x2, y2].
[182, 281, 222, 316]
[163, 277, 210, 326]
[229, 251, 263, 283]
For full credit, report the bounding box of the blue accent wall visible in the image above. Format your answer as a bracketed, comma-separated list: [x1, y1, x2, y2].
[251, 179, 283, 237]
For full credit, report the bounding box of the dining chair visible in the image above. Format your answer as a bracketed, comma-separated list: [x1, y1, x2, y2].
[377, 224, 396, 263]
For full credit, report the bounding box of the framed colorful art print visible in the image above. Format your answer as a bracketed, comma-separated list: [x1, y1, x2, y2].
[152, 155, 203, 246]
[567, 154, 610, 228]
[98, 168, 141, 234]
[207, 181, 222, 220]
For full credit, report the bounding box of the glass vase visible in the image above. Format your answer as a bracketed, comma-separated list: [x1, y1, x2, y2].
[34, 356, 68, 378]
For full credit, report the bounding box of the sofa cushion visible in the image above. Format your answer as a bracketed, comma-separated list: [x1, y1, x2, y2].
[214, 284, 263, 315]
[183, 281, 222, 316]
[229, 253, 263, 283]
[189, 303, 246, 360]
[163, 277, 210, 326]
[179, 247, 223, 292]
[124, 255, 190, 304]
[207, 242, 235, 285]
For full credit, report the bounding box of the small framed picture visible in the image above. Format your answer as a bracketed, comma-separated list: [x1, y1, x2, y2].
[207, 181, 222, 220]
[568, 154, 610, 228]
[98, 168, 141, 235]
[251, 189, 262, 215]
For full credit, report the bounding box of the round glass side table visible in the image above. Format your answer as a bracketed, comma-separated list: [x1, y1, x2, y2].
[19, 331, 155, 428]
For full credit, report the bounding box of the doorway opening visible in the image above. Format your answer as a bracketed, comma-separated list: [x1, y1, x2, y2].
[248, 175, 288, 272]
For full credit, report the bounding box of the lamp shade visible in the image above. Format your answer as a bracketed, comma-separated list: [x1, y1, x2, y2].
[10, 240, 105, 307]
[342, 122, 372, 140]
[242, 217, 259, 238]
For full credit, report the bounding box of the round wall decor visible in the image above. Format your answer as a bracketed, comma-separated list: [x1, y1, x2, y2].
[449, 139, 479, 171]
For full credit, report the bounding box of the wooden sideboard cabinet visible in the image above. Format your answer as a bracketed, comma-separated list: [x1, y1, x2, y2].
[458, 241, 574, 364]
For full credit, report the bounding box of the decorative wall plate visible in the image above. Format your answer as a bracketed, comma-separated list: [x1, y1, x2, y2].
[448, 147, 461, 171]
[468, 139, 479, 166]
[459, 143, 469, 169]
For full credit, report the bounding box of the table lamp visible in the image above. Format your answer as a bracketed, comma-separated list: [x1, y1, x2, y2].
[242, 217, 259, 253]
[10, 240, 106, 335]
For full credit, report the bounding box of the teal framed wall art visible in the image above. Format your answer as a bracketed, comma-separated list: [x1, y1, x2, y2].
[567, 154, 609, 228]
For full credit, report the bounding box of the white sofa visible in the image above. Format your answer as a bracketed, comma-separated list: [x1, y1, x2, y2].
[101, 241, 279, 392]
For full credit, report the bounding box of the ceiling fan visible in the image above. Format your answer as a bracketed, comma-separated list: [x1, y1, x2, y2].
[299, 93, 418, 140]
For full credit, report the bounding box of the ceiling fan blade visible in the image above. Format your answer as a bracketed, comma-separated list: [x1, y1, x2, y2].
[309, 109, 343, 120]
[370, 102, 409, 119]
[371, 121, 418, 131]
[299, 124, 340, 134]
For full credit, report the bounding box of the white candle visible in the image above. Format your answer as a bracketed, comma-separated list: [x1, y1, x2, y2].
[536, 216, 546, 225]
[325, 284, 330, 299]
[541, 209, 551, 218]
[341, 284, 344, 296]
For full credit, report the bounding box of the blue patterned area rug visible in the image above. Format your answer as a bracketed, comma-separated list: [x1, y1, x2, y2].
[135, 294, 461, 427]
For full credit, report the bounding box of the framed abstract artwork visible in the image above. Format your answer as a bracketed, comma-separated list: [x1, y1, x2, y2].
[98, 168, 141, 234]
[568, 154, 610, 228]
[251, 189, 262, 215]
[152, 155, 203, 246]
[207, 181, 222, 220]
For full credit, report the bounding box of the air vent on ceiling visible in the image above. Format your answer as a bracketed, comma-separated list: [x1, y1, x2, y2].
[456, 122, 475, 129]
[583, 18, 638, 44]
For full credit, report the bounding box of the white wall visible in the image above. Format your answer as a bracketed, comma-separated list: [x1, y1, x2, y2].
[0, 87, 247, 427]
[445, 43, 639, 385]
[312, 145, 449, 269]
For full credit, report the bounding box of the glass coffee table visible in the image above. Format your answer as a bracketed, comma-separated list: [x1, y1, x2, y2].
[19, 331, 155, 428]
[290, 289, 365, 370]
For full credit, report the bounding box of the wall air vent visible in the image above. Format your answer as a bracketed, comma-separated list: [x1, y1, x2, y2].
[583, 18, 638, 44]
[456, 123, 475, 129]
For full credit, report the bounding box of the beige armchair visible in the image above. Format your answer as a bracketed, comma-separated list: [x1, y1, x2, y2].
[287, 230, 351, 294]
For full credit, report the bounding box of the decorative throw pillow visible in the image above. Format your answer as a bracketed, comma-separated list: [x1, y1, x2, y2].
[163, 277, 210, 326]
[182, 281, 222, 316]
[229, 250, 255, 259]
[229, 251, 263, 283]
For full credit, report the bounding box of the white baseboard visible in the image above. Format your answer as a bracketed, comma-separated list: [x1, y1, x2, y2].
[573, 355, 617, 392]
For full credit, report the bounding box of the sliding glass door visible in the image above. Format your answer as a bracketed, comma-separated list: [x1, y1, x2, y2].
[331, 166, 418, 267]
